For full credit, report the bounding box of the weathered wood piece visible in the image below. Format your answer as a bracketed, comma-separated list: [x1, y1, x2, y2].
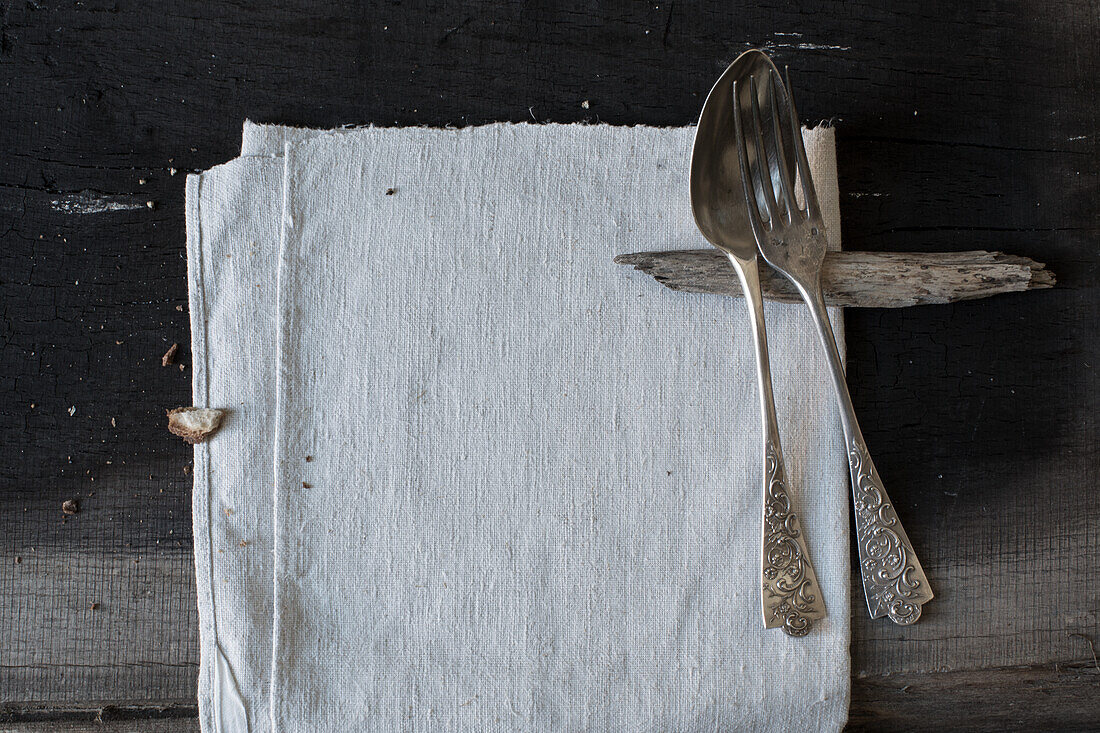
[614, 249, 1054, 307]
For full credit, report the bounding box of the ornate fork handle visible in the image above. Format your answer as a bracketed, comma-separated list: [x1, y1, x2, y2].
[731, 254, 826, 636]
[801, 286, 934, 624]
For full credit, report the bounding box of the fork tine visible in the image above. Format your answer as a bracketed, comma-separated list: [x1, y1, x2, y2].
[747, 75, 782, 227]
[732, 79, 768, 245]
[783, 67, 822, 220]
[766, 69, 801, 223]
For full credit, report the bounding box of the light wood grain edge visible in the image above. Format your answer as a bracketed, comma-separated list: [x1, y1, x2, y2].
[613, 250, 1055, 308]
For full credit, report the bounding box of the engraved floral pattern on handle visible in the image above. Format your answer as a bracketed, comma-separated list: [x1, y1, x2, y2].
[849, 438, 934, 625]
[762, 438, 825, 637]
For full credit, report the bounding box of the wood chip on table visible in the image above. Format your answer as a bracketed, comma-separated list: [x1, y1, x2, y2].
[167, 407, 226, 444]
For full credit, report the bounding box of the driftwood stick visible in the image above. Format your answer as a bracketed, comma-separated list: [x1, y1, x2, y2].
[614, 249, 1054, 308]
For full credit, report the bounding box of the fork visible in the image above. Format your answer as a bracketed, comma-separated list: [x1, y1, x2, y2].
[732, 68, 934, 625]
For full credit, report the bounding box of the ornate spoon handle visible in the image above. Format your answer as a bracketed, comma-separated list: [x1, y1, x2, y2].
[801, 284, 934, 624]
[730, 254, 826, 636]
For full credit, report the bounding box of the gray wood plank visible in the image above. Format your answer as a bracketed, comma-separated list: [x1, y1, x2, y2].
[848, 664, 1100, 732]
[5, 665, 1099, 732]
[854, 515, 1100, 675]
[0, 549, 197, 703]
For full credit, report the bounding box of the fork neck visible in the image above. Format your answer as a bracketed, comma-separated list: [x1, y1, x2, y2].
[795, 279, 867, 448]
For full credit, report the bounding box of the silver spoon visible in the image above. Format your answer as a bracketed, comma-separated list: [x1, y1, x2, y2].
[689, 49, 826, 636]
[732, 62, 933, 625]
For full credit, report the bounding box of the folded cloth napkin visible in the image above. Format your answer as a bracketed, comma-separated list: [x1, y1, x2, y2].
[186, 121, 849, 733]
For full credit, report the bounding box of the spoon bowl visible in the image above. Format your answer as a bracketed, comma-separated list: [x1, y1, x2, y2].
[690, 50, 796, 260]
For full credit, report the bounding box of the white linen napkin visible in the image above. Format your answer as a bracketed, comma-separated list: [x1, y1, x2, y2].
[187, 121, 849, 733]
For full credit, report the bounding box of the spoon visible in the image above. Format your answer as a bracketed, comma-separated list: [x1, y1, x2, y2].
[689, 49, 826, 636]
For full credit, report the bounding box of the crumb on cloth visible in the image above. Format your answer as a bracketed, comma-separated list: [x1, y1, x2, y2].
[62, 499, 79, 515]
[161, 343, 179, 366]
[167, 407, 226, 444]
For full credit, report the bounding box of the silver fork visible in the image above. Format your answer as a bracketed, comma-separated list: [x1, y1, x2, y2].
[732, 67, 934, 625]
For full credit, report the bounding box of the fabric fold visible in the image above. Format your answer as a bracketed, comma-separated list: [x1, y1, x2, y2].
[187, 156, 283, 733]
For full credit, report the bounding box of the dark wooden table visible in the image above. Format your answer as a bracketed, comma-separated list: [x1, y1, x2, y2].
[1, 2, 1097, 730]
